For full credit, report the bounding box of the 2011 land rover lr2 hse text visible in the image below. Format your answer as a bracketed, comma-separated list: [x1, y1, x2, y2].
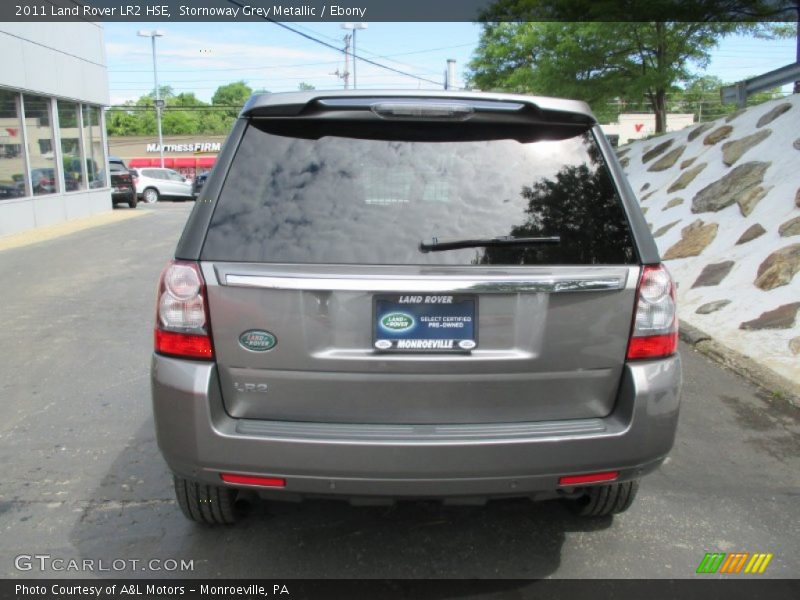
[151, 91, 682, 525]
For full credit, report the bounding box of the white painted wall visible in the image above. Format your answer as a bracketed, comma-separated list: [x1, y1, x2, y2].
[602, 113, 696, 145]
[0, 23, 108, 105]
[0, 189, 111, 236]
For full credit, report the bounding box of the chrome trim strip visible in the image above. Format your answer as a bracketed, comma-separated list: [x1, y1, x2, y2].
[235, 418, 607, 441]
[224, 273, 626, 293]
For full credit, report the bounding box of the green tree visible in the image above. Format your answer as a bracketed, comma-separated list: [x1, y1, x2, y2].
[106, 83, 256, 136]
[298, 82, 316, 91]
[211, 81, 253, 105]
[468, 21, 784, 132]
[106, 98, 157, 136]
[146, 85, 175, 102]
[211, 80, 253, 121]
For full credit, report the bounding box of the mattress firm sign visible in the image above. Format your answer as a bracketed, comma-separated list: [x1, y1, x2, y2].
[146, 142, 221, 153]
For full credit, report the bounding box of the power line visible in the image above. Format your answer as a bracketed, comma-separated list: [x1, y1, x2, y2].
[246, 20, 456, 77]
[110, 58, 341, 74]
[111, 71, 432, 85]
[223, 0, 442, 87]
[108, 42, 475, 75]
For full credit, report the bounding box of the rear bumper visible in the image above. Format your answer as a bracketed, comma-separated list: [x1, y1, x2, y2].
[151, 354, 681, 499]
[111, 187, 134, 201]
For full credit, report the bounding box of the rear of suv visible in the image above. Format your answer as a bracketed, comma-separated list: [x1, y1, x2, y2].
[151, 91, 682, 525]
[109, 157, 136, 208]
[192, 171, 209, 198]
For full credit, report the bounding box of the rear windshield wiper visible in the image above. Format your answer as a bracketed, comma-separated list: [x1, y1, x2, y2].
[419, 235, 561, 253]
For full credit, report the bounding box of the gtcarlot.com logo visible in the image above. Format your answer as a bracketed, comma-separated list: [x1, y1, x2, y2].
[696, 552, 773, 574]
[15, 554, 194, 572]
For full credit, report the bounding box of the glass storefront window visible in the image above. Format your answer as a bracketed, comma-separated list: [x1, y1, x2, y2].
[0, 90, 109, 199]
[23, 94, 59, 196]
[58, 101, 85, 192]
[82, 105, 106, 189]
[0, 90, 27, 200]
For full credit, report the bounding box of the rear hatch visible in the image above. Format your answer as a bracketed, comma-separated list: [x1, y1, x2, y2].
[110, 161, 133, 188]
[199, 96, 641, 425]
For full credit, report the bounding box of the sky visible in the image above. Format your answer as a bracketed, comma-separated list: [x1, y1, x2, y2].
[103, 22, 798, 106]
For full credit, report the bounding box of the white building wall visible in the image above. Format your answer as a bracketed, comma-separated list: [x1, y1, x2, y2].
[0, 22, 110, 237]
[601, 113, 696, 145]
[0, 23, 108, 105]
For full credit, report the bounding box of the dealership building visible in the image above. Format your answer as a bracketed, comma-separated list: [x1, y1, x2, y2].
[0, 23, 111, 237]
[108, 135, 226, 179]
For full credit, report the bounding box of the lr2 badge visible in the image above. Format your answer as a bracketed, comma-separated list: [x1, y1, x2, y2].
[374, 294, 477, 353]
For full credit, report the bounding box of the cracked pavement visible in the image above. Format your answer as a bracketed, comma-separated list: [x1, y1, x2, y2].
[0, 203, 798, 579]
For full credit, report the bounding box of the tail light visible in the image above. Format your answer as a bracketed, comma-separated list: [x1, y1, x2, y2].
[626, 264, 678, 360]
[154, 260, 214, 360]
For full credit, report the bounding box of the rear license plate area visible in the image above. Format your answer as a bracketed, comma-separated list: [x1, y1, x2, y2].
[373, 294, 477, 353]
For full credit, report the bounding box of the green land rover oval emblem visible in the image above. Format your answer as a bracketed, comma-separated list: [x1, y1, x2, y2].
[380, 312, 415, 332]
[239, 330, 277, 352]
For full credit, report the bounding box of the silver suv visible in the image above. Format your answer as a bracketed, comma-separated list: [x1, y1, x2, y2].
[134, 167, 193, 203]
[151, 91, 682, 525]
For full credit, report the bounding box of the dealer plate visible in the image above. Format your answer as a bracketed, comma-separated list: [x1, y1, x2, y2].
[373, 294, 477, 353]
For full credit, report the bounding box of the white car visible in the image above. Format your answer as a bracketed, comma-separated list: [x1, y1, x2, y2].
[132, 168, 194, 203]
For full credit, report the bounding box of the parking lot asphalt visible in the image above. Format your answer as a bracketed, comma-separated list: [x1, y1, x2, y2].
[0, 202, 798, 580]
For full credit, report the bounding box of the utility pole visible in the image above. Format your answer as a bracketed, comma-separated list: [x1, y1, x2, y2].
[446, 59, 456, 90]
[137, 30, 165, 168]
[341, 23, 367, 89]
[342, 34, 351, 89]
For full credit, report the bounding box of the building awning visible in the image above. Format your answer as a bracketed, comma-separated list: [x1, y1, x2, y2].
[127, 157, 217, 169]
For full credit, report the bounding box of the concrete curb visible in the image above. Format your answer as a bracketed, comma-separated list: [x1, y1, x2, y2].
[679, 322, 800, 408]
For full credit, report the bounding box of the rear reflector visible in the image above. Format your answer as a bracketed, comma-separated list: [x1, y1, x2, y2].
[559, 471, 619, 486]
[155, 329, 213, 360]
[220, 473, 286, 488]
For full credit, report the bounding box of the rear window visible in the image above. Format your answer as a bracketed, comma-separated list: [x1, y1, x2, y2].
[201, 121, 636, 265]
[109, 161, 127, 172]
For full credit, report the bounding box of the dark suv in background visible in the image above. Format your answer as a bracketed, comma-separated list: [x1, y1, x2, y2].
[109, 156, 136, 208]
[151, 91, 682, 525]
[193, 172, 210, 198]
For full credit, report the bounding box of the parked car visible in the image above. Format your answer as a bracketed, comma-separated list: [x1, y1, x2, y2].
[192, 171, 209, 198]
[109, 156, 136, 208]
[152, 91, 682, 525]
[0, 183, 22, 199]
[132, 167, 193, 203]
[30, 168, 56, 195]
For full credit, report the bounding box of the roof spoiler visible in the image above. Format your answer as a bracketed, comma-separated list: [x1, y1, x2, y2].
[240, 91, 596, 127]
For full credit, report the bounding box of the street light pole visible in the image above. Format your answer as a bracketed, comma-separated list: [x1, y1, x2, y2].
[138, 29, 165, 168]
[341, 23, 367, 89]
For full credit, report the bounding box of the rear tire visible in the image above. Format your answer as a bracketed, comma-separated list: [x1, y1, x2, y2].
[565, 480, 639, 517]
[143, 187, 159, 203]
[173, 475, 239, 525]
[127, 194, 137, 209]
